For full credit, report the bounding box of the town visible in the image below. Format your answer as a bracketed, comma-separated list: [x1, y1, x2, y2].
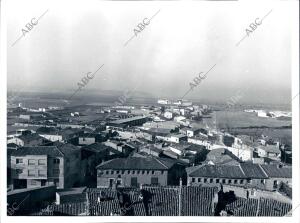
[6, 97, 292, 216]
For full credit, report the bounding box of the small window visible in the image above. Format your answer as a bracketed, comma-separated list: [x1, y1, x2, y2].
[116, 170, 120, 174]
[53, 169, 60, 175]
[147, 171, 150, 174]
[16, 169, 23, 174]
[16, 158, 23, 164]
[111, 170, 114, 174]
[38, 170, 46, 176]
[228, 179, 232, 184]
[204, 178, 207, 183]
[151, 177, 159, 185]
[38, 159, 46, 165]
[31, 180, 37, 185]
[216, 179, 220, 183]
[53, 158, 60, 164]
[234, 179, 238, 184]
[261, 179, 265, 184]
[161, 170, 164, 174]
[137, 170, 140, 174]
[121, 170, 125, 174]
[192, 178, 195, 183]
[106, 171, 109, 174]
[28, 159, 35, 165]
[240, 179, 244, 184]
[247, 179, 251, 183]
[222, 179, 226, 184]
[127, 170, 130, 174]
[210, 179, 213, 183]
[142, 170, 145, 174]
[198, 178, 201, 183]
[116, 179, 122, 186]
[28, 170, 35, 176]
[132, 171, 135, 174]
[152, 171, 155, 174]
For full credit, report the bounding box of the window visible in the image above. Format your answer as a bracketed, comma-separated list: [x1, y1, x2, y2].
[273, 180, 278, 189]
[116, 170, 120, 174]
[216, 179, 220, 183]
[127, 170, 130, 174]
[54, 179, 59, 186]
[106, 171, 109, 174]
[240, 179, 244, 184]
[38, 159, 46, 165]
[210, 179, 213, 183]
[28, 159, 35, 165]
[151, 177, 159, 185]
[53, 169, 60, 175]
[222, 179, 226, 184]
[132, 171, 135, 174]
[142, 170, 145, 174]
[261, 179, 265, 184]
[247, 179, 251, 183]
[234, 179, 238, 184]
[111, 170, 114, 174]
[16, 169, 23, 174]
[192, 178, 195, 183]
[198, 178, 201, 183]
[41, 180, 46, 186]
[31, 180, 37, 185]
[131, 177, 138, 187]
[228, 179, 232, 184]
[16, 158, 23, 164]
[53, 158, 60, 164]
[116, 179, 122, 186]
[161, 170, 164, 174]
[147, 171, 150, 174]
[204, 178, 207, 183]
[250, 190, 255, 196]
[137, 171, 140, 174]
[38, 170, 46, 177]
[152, 171, 155, 174]
[28, 170, 35, 176]
[109, 179, 114, 188]
[121, 170, 125, 174]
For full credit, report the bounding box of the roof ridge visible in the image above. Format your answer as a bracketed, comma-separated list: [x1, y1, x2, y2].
[54, 146, 65, 156]
[153, 157, 169, 168]
[238, 164, 246, 178]
[258, 164, 268, 178]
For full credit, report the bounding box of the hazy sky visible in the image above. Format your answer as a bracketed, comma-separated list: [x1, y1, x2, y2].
[7, 0, 295, 104]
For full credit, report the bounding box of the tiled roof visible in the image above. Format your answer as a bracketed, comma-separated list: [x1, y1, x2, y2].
[11, 146, 64, 157]
[10, 143, 80, 157]
[181, 186, 217, 216]
[96, 157, 177, 170]
[260, 165, 292, 178]
[188, 164, 246, 179]
[240, 163, 268, 179]
[17, 133, 45, 142]
[224, 197, 292, 216]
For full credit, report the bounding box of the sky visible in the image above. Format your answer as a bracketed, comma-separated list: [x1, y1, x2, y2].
[7, 0, 296, 104]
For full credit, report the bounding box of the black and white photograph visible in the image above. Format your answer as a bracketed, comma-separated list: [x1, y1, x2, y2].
[1, 0, 299, 222]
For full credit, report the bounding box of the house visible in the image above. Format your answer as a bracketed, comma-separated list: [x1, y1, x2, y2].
[96, 156, 186, 187]
[257, 145, 281, 161]
[260, 164, 292, 190]
[165, 134, 187, 144]
[7, 133, 49, 147]
[10, 144, 82, 189]
[188, 135, 212, 150]
[205, 148, 240, 165]
[104, 140, 134, 156]
[187, 163, 291, 191]
[36, 127, 63, 142]
[163, 111, 173, 119]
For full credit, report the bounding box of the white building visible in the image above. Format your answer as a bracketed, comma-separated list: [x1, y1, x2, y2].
[157, 99, 170, 105]
[164, 111, 173, 119]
